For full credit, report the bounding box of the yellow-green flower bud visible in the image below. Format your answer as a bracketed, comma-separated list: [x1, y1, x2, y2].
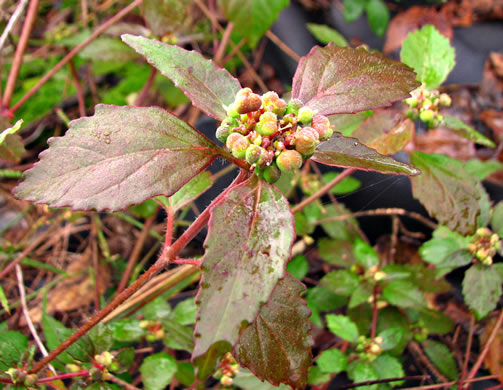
[234, 87, 262, 114]
[312, 114, 333, 141]
[439, 93, 452, 107]
[294, 127, 319, 155]
[405, 96, 418, 107]
[226, 133, 249, 159]
[419, 109, 435, 123]
[263, 164, 282, 183]
[298, 106, 315, 124]
[276, 150, 303, 172]
[262, 91, 287, 115]
[286, 98, 303, 115]
[256, 111, 278, 136]
[245, 144, 264, 165]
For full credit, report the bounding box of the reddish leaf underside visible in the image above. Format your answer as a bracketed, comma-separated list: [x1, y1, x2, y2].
[291, 45, 420, 116]
[193, 177, 295, 378]
[233, 274, 313, 389]
[121, 34, 242, 121]
[410, 151, 488, 235]
[14, 105, 219, 211]
[312, 132, 419, 175]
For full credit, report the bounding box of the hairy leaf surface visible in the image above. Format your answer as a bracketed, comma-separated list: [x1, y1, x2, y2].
[463, 264, 503, 320]
[234, 274, 312, 389]
[122, 35, 241, 120]
[193, 177, 295, 377]
[15, 105, 219, 211]
[292, 45, 420, 116]
[410, 152, 488, 235]
[312, 133, 419, 175]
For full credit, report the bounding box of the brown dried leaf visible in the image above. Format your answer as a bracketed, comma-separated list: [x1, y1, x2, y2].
[411, 128, 476, 161]
[481, 316, 503, 383]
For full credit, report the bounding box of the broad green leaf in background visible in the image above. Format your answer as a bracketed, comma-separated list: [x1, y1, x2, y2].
[170, 298, 197, 325]
[352, 112, 414, 155]
[371, 354, 404, 386]
[234, 275, 312, 389]
[378, 328, 403, 351]
[317, 348, 348, 374]
[400, 25, 455, 90]
[15, 105, 220, 211]
[462, 264, 503, 319]
[0, 331, 28, 371]
[89, 323, 114, 354]
[219, 0, 290, 48]
[465, 159, 503, 181]
[193, 177, 294, 378]
[144, 297, 172, 320]
[382, 280, 425, 309]
[143, 0, 192, 37]
[443, 115, 495, 147]
[416, 308, 454, 335]
[349, 283, 373, 309]
[419, 225, 470, 265]
[329, 111, 372, 137]
[306, 23, 348, 47]
[122, 35, 242, 120]
[343, 0, 366, 22]
[287, 254, 309, 280]
[312, 133, 419, 176]
[109, 318, 144, 342]
[321, 269, 360, 296]
[376, 307, 412, 355]
[492, 201, 503, 237]
[347, 360, 379, 390]
[233, 369, 291, 390]
[292, 45, 420, 116]
[326, 314, 359, 342]
[140, 352, 177, 390]
[79, 36, 138, 62]
[316, 203, 360, 241]
[163, 319, 194, 352]
[410, 152, 489, 235]
[354, 238, 380, 269]
[323, 172, 361, 195]
[0, 118, 25, 163]
[423, 340, 458, 380]
[318, 238, 357, 266]
[366, 0, 390, 37]
[0, 285, 9, 314]
[308, 366, 331, 386]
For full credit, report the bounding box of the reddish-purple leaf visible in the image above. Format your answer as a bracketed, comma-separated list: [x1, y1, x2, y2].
[14, 105, 219, 211]
[234, 274, 313, 389]
[122, 34, 242, 121]
[291, 45, 420, 116]
[312, 132, 419, 175]
[193, 177, 295, 378]
[352, 111, 415, 155]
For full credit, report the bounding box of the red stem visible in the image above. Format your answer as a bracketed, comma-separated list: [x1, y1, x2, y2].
[135, 67, 157, 106]
[173, 258, 202, 266]
[371, 285, 378, 339]
[69, 58, 86, 117]
[2, 0, 40, 109]
[37, 370, 90, 384]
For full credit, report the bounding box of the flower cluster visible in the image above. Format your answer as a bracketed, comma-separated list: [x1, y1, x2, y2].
[405, 84, 451, 128]
[216, 88, 333, 183]
[468, 227, 501, 266]
[355, 336, 384, 361]
[215, 352, 240, 386]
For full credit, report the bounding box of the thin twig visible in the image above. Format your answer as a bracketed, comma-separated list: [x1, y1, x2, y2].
[9, 0, 144, 114]
[408, 341, 449, 384]
[265, 30, 300, 63]
[172, 259, 201, 266]
[2, 0, 40, 108]
[458, 314, 475, 390]
[405, 375, 503, 390]
[105, 373, 141, 390]
[338, 375, 430, 389]
[69, 58, 86, 116]
[0, 0, 29, 52]
[135, 67, 157, 106]
[15, 264, 57, 375]
[215, 22, 233, 65]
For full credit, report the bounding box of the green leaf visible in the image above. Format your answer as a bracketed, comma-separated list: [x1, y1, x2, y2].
[15, 105, 220, 212]
[143, 0, 192, 36]
[219, 0, 290, 48]
[371, 354, 404, 386]
[0, 118, 25, 163]
[400, 25, 455, 90]
[313, 133, 419, 176]
[308, 366, 331, 386]
[175, 362, 195, 388]
[382, 280, 425, 308]
[410, 152, 488, 235]
[0, 331, 28, 371]
[89, 323, 114, 354]
[443, 115, 495, 147]
[287, 255, 309, 280]
[462, 264, 503, 320]
[193, 177, 294, 377]
[163, 319, 194, 351]
[162, 171, 213, 212]
[416, 308, 454, 334]
[343, 0, 366, 23]
[130, 199, 158, 218]
[492, 201, 503, 237]
[423, 340, 458, 380]
[326, 314, 359, 342]
[292, 45, 420, 116]
[318, 203, 360, 240]
[122, 35, 241, 120]
[319, 238, 357, 266]
[465, 159, 503, 181]
[349, 283, 373, 308]
[366, 0, 389, 37]
[409, 264, 452, 293]
[144, 297, 171, 320]
[306, 23, 348, 47]
[79, 36, 138, 62]
[170, 298, 197, 325]
[323, 172, 361, 194]
[376, 307, 411, 355]
[419, 225, 470, 265]
[109, 318, 144, 342]
[435, 249, 473, 276]
[347, 360, 379, 390]
[330, 111, 372, 137]
[377, 328, 403, 351]
[233, 368, 291, 390]
[354, 238, 380, 268]
[306, 286, 347, 313]
[140, 352, 177, 390]
[317, 348, 348, 373]
[234, 275, 312, 389]
[352, 112, 414, 155]
[321, 269, 360, 296]
[0, 285, 9, 314]
[295, 211, 313, 236]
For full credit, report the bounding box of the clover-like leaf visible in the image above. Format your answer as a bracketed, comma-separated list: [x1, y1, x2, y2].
[193, 176, 295, 377]
[292, 45, 420, 116]
[15, 105, 220, 211]
[410, 152, 488, 235]
[234, 274, 312, 389]
[312, 133, 419, 175]
[122, 34, 241, 120]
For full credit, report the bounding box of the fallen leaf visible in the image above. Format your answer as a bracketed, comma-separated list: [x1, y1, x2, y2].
[481, 315, 503, 383]
[412, 128, 476, 161]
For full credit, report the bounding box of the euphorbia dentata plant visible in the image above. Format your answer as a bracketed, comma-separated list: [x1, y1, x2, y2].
[14, 35, 420, 388]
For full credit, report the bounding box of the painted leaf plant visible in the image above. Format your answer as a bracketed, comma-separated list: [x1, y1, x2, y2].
[14, 35, 420, 388]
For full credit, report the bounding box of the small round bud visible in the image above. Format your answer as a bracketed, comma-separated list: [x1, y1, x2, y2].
[245, 144, 264, 165]
[263, 165, 282, 183]
[95, 351, 114, 367]
[90, 367, 103, 381]
[66, 363, 81, 373]
[374, 336, 383, 345]
[419, 109, 435, 123]
[298, 106, 315, 124]
[7, 368, 25, 384]
[370, 343, 382, 355]
[25, 374, 38, 386]
[226, 133, 249, 159]
[276, 150, 303, 173]
[374, 271, 386, 281]
[439, 93, 452, 107]
[145, 333, 157, 342]
[262, 91, 287, 115]
[286, 98, 303, 116]
[216, 124, 232, 143]
[477, 227, 492, 237]
[109, 362, 120, 372]
[221, 375, 233, 386]
[234, 88, 262, 114]
[405, 96, 418, 108]
[422, 98, 433, 110]
[256, 112, 278, 136]
[312, 114, 333, 141]
[139, 320, 150, 329]
[256, 148, 274, 168]
[294, 127, 319, 155]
